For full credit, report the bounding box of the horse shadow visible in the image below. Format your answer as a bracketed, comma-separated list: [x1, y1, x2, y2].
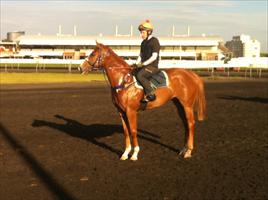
[218, 95, 268, 104]
[32, 115, 178, 157]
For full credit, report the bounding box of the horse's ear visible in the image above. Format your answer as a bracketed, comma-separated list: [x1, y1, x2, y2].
[96, 40, 100, 47]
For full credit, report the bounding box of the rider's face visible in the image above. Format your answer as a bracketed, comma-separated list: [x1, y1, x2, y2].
[140, 30, 148, 40]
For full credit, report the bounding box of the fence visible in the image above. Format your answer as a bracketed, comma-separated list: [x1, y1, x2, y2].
[1, 57, 267, 78]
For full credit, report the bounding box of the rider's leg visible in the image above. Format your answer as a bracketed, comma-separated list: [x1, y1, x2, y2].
[136, 66, 158, 101]
[136, 67, 152, 94]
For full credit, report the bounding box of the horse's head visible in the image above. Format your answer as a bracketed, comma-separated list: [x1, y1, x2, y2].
[79, 42, 109, 74]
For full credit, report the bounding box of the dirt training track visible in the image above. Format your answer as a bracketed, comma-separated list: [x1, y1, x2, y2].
[0, 80, 268, 200]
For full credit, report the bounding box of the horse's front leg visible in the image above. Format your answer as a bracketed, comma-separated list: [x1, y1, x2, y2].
[119, 112, 131, 160]
[126, 108, 140, 161]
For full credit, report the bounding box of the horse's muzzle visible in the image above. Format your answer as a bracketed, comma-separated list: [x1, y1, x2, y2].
[78, 66, 83, 73]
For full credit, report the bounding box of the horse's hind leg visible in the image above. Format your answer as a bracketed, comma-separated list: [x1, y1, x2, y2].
[119, 112, 131, 160]
[180, 106, 195, 158]
[172, 99, 195, 158]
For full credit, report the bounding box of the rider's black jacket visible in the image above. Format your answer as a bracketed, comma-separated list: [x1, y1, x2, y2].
[140, 36, 160, 68]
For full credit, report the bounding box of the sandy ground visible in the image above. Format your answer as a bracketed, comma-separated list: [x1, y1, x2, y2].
[0, 80, 268, 200]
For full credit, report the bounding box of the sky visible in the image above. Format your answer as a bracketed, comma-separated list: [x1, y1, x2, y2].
[1, 0, 267, 52]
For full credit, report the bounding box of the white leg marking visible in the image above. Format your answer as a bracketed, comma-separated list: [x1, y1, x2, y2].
[183, 149, 192, 158]
[130, 146, 140, 161]
[179, 147, 192, 158]
[120, 146, 131, 160]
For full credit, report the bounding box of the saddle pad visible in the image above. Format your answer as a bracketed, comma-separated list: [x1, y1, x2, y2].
[134, 70, 169, 90]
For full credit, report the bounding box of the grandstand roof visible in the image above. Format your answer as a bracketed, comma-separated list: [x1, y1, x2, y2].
[17, 34, 223, 46]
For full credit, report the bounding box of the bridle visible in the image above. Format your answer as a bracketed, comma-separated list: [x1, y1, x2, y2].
[84, 51, 100, 71]
[84, 48, 111, 71]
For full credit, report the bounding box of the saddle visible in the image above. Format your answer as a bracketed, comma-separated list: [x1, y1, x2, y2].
[134, 70, 169, 91]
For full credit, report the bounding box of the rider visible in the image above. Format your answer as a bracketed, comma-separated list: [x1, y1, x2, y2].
[134, 19, 160, 102]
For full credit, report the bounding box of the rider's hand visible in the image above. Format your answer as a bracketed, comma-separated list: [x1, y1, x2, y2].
[137, 63, 143, 68]
[132, 63, 143, 68]
[131, 64, 138, 69]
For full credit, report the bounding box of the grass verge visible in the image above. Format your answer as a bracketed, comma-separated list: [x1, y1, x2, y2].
[0, 72, 105, 84]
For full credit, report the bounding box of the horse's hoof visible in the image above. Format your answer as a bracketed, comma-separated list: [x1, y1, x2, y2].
[179, 147, 192, 159]
[183, 151, 192, 158]
[130, 156, 138, 161]
[120, 155, 128, 160]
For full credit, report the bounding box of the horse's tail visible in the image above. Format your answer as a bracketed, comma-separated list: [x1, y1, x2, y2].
[196, 78, 206, 121]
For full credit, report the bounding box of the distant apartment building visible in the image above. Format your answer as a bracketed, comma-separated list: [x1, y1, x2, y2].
[225, 34, 260, 58]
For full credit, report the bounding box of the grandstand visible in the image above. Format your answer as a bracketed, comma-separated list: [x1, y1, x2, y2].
[12, 34, 225, 61]
[2, 29, 266, 71]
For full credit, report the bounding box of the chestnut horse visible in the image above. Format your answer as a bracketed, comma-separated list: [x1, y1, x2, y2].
[79, 42, 206, 161]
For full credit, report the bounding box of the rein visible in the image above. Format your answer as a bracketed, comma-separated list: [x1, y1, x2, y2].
[101, 68, 135, 93]
[101, 68, 112, 90]
[84, 49, 136, 92]
[106, 65, 136, 92]
[108, 66, 132, 70]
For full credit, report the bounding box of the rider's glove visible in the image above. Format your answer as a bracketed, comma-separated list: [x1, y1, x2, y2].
[132, 63, 143, 68]
[131, 64, 137, 69]
[137, 63, 143, 68]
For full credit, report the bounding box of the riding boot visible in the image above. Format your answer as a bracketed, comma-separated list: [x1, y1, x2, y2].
[141, 92, 156, 102]
[145, 93, 156, 101]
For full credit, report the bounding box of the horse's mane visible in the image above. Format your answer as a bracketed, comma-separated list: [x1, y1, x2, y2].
[101, 44, 130, 68]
